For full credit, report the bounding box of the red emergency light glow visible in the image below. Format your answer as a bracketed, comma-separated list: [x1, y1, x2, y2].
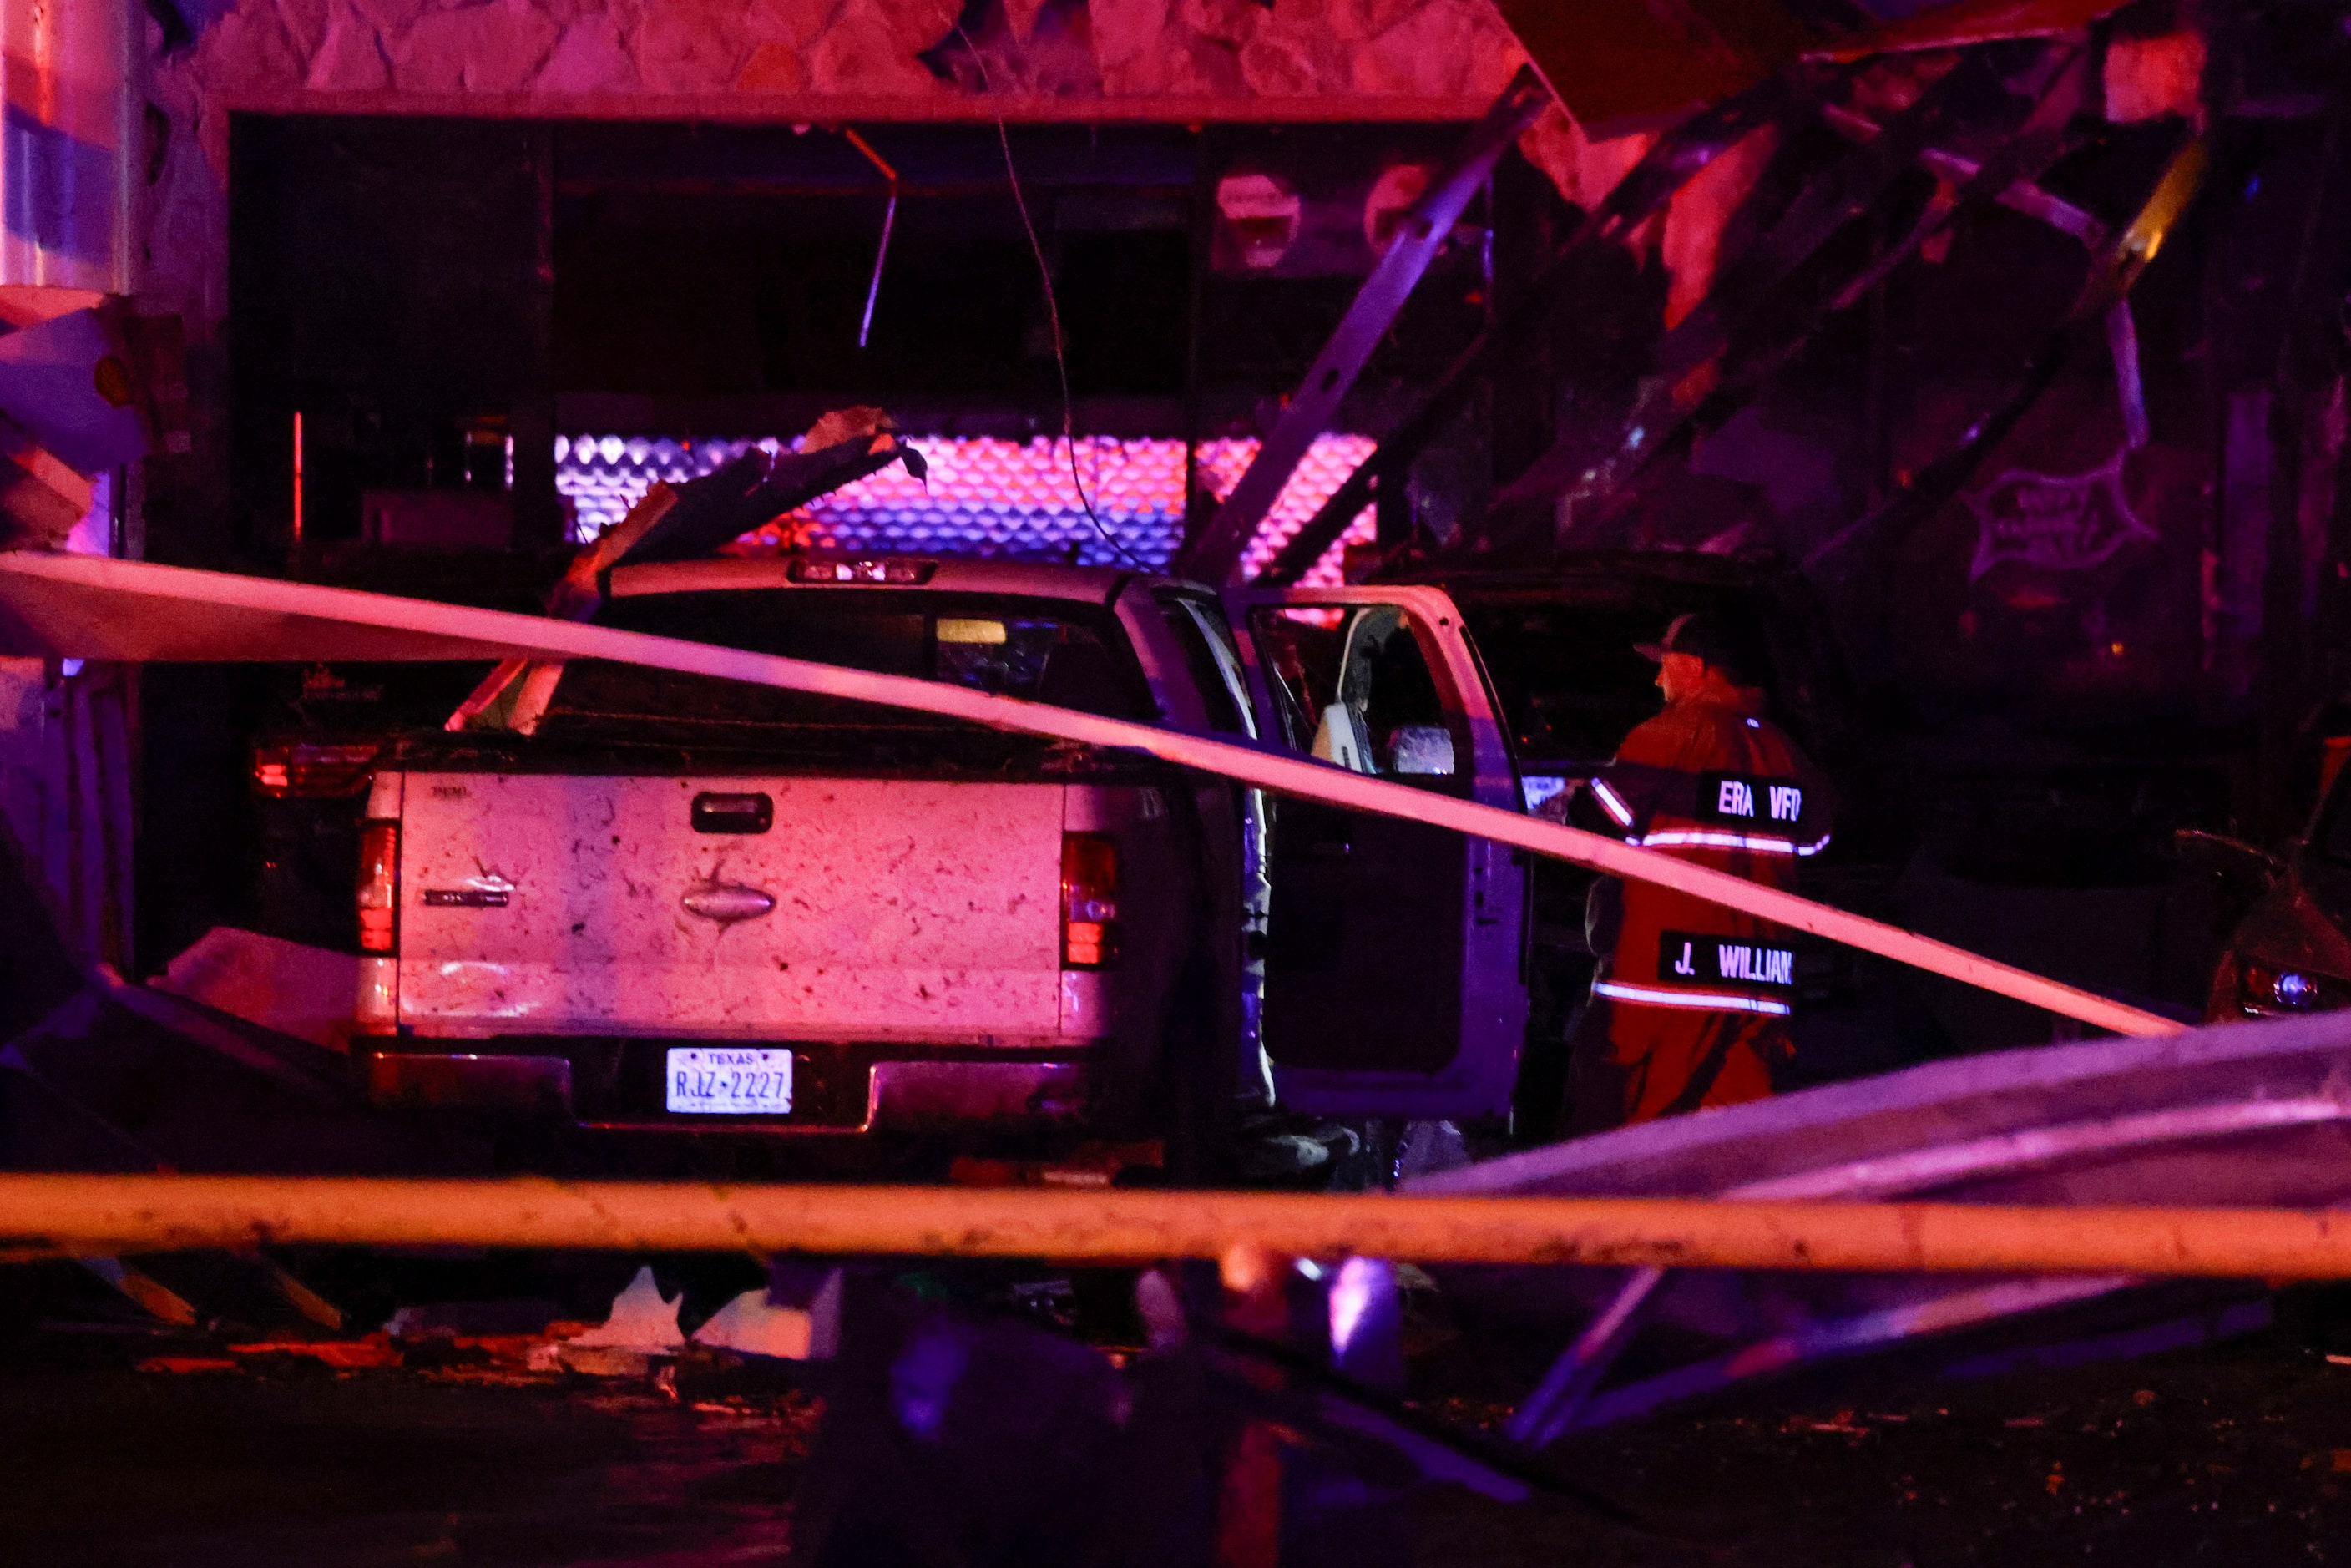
[291, 411, 305, 549]
[1060, 832, 1118, 969]
[786, 557, 937, 585]
[357, 821, 400, 954]
[252, 741, 382, 798]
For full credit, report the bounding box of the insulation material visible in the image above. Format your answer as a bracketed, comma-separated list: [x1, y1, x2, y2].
[153, 928, 361, 1053]
[2104, 31, 2205, 124]
[694, 1287, 826, 1359]
[1515, 104, 1657, 212]
[556, 432, 1375, 586]
[567, 1266, 687, 1351]
[1662, 126, 1780, 329]
[561, 432, 1183, 560]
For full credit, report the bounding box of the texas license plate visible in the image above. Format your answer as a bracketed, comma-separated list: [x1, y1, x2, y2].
[665, 1048, 793, 1115]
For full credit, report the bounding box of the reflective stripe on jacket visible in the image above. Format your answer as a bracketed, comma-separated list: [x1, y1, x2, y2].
[1585, 692, 1833, 1012]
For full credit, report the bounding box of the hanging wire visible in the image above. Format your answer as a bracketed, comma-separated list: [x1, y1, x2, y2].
[954, 23, 1145, 569]
[839, 128, 900, 351]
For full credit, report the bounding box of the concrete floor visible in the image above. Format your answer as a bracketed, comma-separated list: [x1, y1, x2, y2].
[6, 1313, 2351, 1566]
[5, 982, 2346, 1565]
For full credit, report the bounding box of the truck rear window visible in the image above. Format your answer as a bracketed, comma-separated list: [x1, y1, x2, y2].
[538, 589, 1154, 746]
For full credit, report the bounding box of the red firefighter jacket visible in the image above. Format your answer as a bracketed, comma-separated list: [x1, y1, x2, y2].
[1579, 690, 1833, 1018]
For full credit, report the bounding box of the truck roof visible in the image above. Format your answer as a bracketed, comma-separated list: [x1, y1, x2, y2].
[609, 554, 1187, 606]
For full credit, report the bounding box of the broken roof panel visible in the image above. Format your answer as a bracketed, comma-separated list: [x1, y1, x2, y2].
[1494, 0, 1815, 134]
[1409, 1008, 2345, 1434]
[1810, 0, 2131, 61]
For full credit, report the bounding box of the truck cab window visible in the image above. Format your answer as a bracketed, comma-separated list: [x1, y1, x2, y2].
[540, 589, 1153, 746]
[1250, 604, 1463, 791]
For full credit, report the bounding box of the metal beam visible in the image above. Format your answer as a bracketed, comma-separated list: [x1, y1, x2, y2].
[1258, 73, 1816, 584]
[1174, 68, 1551, 586]
[1504, 1093, 2351, 1444]
[1820, 102, 2107, 248]
[1519, 45, 2091, 541]
[1495, 47, 2054, 517]
[1804, 132, 2209, 569]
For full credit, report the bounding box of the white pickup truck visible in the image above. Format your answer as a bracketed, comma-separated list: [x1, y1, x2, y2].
[356, 555, 1269, 1156]
[356, 558, 1553, 1156]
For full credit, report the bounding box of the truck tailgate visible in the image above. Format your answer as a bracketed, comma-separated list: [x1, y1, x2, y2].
[396, 774, 1067, 1040]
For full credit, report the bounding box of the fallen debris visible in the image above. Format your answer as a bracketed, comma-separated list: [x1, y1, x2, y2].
[384, 1299, 569, 1338]
[564, 1266, 685, 1353]
[946, 1140, 1165, 1188]
[544, 1343, 660, 1378]
[132, 1355, 237, 1375]
[152, 928, 361, 1055]
[692, 1288, 820, 1361]
[223, 1334, 402, 1370]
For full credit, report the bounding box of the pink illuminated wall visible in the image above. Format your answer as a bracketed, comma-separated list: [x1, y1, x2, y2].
[555, 432, 1377, 585]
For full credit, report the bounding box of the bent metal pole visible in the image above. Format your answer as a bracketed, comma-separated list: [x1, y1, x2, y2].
[0, 551, 2178, 1038]
[6, 1175, 2351, 1277]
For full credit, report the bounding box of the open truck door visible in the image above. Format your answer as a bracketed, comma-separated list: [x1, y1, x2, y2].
[1227, 586, 1528, 1120]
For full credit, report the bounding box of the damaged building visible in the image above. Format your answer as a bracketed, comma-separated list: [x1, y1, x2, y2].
[10, 0, 2351, 1560]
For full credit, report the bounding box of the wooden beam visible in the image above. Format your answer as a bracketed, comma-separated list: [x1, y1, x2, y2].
[215, 90, 1498, 125]
[8, 1175, 2351, 1278]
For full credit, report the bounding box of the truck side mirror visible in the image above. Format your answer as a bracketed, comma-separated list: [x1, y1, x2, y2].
[1384, 723, 1455, 776]
[2172, 827, 2286, 887]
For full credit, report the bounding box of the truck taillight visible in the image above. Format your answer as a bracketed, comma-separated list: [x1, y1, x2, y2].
[254, 741, 382, 797]
[358, 821, 399, 953]
[1061, 832, 1118, 969]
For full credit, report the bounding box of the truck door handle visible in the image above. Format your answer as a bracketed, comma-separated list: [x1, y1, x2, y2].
[692, 792, 774, 834]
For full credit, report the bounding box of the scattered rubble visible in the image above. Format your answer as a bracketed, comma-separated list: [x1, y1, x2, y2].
[560, 1267, 687, 1353]
[224, 1335, 403, 1370]
[132, 1354, 239, 1375]
[108, 1263, 837, 1388]
[694, 1287, 824, 1361]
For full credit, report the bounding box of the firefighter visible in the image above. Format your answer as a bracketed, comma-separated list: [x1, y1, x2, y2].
[1557, 613, 1833, 1131]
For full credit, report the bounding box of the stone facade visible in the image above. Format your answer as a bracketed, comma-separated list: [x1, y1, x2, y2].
[139, 0, 1550, 334]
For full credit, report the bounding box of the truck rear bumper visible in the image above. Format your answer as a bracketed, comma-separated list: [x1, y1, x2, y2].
[363, 1042, 1098, 1135]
